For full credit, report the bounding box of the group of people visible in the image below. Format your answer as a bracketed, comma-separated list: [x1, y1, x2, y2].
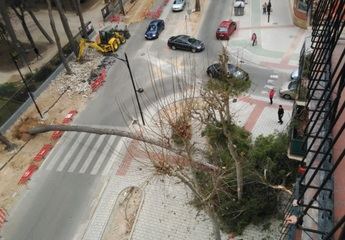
[262, 1, 272, 15]
[268, 88, 285, 124]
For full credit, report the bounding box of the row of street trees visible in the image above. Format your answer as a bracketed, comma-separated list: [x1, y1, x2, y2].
[0, 0, 88, 74]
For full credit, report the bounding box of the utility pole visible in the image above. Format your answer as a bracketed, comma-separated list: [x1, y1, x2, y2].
[11, 54, 43, 119]
[114, 53, 145, 125]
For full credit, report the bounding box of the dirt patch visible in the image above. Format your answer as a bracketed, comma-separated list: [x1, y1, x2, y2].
[102, 186, 143, 240]
[122, 0, 155, 24]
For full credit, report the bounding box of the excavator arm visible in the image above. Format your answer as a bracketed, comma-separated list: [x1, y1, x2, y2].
[77, 38, 117, 61]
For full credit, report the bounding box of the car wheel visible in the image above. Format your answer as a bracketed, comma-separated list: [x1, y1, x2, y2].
[191, 48, 196, 53]
[172, 45, 176, 50]
[283, 94, 292, 100]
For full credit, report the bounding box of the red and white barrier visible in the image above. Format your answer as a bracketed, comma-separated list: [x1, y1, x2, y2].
[0, 208, 7, 228]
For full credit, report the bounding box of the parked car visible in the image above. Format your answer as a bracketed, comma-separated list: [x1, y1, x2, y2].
[172, 0, 186, 11]
[216, 20, 237, 40]
[145, 19, 165, 40]
[167, 35, 205, 52]
[206, 63, 249, 81]
[279, 80, 298, 99]
[291, 69, 299, 80]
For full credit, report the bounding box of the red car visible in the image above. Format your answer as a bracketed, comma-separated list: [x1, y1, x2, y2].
[216, 20, 237, 40]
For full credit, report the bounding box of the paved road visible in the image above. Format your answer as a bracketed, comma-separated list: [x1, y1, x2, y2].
[3, 0, 297, 239]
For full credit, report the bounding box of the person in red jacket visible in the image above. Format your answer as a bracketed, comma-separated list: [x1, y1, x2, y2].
[269, 88, 275, 104]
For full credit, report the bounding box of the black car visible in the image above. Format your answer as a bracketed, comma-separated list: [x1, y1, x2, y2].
[167, 35, 205, 52]
[207, 63, 249, 80]
[145, 19, 165, 40]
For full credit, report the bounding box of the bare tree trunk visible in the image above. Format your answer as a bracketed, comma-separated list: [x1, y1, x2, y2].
[118, 0, 125, 15]
[74, 0, 87, 38]
[47, 0, 72, 74]
[0, 133, 16, 151]
[195, 0, 200, 12]
[53, 0, 78, 56]
[29, 124, 219, 172]
[0, 0, 29, 67]
[27, 10, 54, 44]
[11, 6, 41, 58]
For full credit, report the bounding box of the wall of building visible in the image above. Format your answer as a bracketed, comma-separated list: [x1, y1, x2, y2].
[331, 40, 345, 240]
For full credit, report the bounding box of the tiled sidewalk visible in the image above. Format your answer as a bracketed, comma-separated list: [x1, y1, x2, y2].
[83, 94, 294, 240]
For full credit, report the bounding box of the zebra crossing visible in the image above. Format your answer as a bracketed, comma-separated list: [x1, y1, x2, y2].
[42, 132, 121, 176]
[261, 73, 279, 96]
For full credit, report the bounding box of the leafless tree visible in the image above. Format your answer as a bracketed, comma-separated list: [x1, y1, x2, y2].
[53, 0, 78, 56]
[0, 133, 16, 151]
[74, 0, 88, 38]
[47, 0, 72, 74]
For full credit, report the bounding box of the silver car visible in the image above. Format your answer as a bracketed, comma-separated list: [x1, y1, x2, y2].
[172, 0, 186, 11]
[291, 69, 299, 80]
[279, 80, 298, 99]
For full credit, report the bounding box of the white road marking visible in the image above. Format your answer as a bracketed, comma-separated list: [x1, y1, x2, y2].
[270, 74, 279, 79]
[90, 135, 117, 175]
[264, 84, 274, 89]
[267, 79, 275, 84]
[101, 138, 126, 176]
[79, 135, 106, 174]
[67, 134, 95, 173]
[56, 132, 87, 172]
[46, 132, 77, 171]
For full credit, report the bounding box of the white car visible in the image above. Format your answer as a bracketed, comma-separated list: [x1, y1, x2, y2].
[172, 0, 186, 12]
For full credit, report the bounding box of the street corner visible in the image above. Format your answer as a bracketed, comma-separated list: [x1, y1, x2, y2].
[235, 95, 292, 138]
[250, 105, 291, 138]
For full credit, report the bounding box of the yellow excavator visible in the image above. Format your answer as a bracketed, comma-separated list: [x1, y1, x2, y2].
[77, 26, 127, 61]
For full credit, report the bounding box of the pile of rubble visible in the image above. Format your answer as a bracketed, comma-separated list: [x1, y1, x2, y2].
[52, 51, 104, 97]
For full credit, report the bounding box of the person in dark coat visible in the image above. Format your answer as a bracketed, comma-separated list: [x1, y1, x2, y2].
[267, 0, 272, 14]
[251, 33, 257, 46]
[278, 105, 284, 124]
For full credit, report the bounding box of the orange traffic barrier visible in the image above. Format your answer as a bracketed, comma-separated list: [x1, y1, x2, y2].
[34, 144, 53, 162]
[18, 164, 38, 184]
[51, 131, 63, 140]
[62, 110, 78, 124]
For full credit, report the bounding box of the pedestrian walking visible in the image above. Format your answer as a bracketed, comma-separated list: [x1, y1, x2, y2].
[251, 32, 257, 46]
[278, 105, 284, 124]
[263, 2, 267, 14]
[267, 0, 272, 14]
[269, 88, 275, 104]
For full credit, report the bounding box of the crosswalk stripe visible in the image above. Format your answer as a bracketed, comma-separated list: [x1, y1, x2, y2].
[264, 84, 274, 89]
[67, 134, 95, 173]
[79, 135, 106, 174]
[270, 74, 278, 79]
[56, 132, 87, 172]
[46, 132, 78, 171]
[90, 135, 117, 175]
[102, 138, 126, 176]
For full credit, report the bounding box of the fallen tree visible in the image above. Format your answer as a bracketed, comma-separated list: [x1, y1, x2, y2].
[28, 124, 219, 172]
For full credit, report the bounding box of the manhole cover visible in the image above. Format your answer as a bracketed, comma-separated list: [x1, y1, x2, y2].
[273, 22, 278, 24]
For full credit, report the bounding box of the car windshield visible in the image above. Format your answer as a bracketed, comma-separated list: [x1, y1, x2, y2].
[174, 0, 183, 4]
[218, 27, 228, 32]
[188, 38, 198, 44]
[149, 25, 157, 31]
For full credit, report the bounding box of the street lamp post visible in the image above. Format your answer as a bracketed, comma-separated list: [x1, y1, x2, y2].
[11, 55, 43, 119]
[114, 53, 145, 125]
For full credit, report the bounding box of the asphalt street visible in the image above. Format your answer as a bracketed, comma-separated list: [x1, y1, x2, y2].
[3, 0, 295, 239]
